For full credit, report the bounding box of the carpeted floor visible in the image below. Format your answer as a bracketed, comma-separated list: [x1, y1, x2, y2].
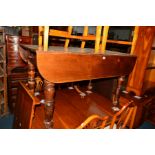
[0, 114, 14, 129]
[138, 121, 155, 129]
[0, 114, 155, 129]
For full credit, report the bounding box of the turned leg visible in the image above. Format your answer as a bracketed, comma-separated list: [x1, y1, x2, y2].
[112, 76, 125, 107]
[28, 60, 35, 93]
[44, 80, 55, 129]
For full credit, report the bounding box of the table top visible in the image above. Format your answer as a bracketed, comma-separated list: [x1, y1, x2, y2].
[20, 44, 135, 57]
[19, 44, 137, 83]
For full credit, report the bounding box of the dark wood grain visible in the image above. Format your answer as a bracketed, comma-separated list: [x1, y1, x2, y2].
[36, 51, 136, 83]
[6, 35, 28, 113]
[32, 88, 117, 129]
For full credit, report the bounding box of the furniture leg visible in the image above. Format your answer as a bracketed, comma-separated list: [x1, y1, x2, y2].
[112, 76, 125, 107]
[44, 80, 55, 129]
[28, 60, 35, 93]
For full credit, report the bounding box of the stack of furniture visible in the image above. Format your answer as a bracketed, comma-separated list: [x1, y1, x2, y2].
[0, 28, 7, 116]
[13, 26, 137, 129]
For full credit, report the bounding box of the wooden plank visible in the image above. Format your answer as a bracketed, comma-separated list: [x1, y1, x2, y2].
[107, 40, 132, 45]
[95, 26, 102, 53]
[127, 26, 155, 96]
[101, 26, 109, 53]
[36, 51, 136, 83]
[32, 89, 116, 129]
[38, 26, 44, 46]
[43, 26, 49, 51]
[81, 26, 88, 48]
[130, 26, 140, 54]
[49, 29, 96, 40]
[64, 26, 73, 48]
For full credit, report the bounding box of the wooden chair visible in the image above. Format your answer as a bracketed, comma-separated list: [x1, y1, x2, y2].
[38, 26, 110, 52]
[77, 115, 109, 129]
[77, 101, 137, 129]
[38, 26, 139, 54]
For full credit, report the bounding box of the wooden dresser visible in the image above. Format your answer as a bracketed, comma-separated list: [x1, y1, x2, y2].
[6, 35, 29, 113]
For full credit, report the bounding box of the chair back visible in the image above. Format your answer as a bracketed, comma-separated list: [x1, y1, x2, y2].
[110, 101, 137, 129]
[38, 26, 109, 53]
[77, 115, 109, 129]
[77, 101, 137, 129]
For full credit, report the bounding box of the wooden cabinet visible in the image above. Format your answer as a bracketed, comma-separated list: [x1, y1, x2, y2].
[0, 29, 7, 116]
[6, 35, 28, 113]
